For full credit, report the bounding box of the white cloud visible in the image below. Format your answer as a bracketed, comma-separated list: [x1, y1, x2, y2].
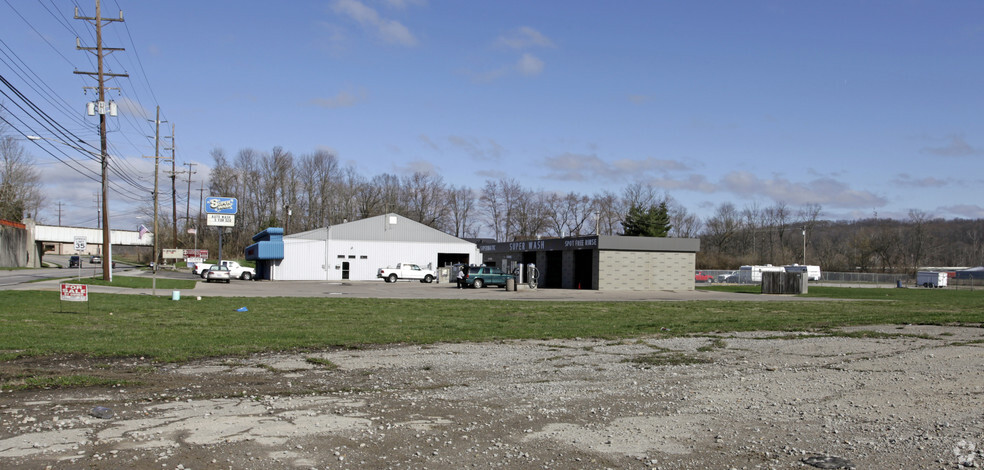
[938, 204, 984, 218]
[384, 0, 427, 9]
[332, 0, 418, 47]
[720, 171, 887, 208]
[496, 26, 555, 49]
[447, 136, 504, 160]
[516, 53, 544, 76]
[310, 88, 368, 108]
[920, 134, 982, 157]
[892, 173, 949, 188]
[542, 153, 691, 182]
[417, 134, 440, 152]
[114, 97, 150, 120]
[394, 159, 439, 175]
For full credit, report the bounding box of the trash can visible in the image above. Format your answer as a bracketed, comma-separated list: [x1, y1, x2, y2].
[171, 291, 181, 301]
[505, 277, 515, 291]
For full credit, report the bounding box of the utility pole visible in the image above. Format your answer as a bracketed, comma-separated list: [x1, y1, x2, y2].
[183, 162, 197, 228]
[802, 227, 807, 265]
[74, 0, 126, 282]
[170, 124, 178, 249]
[56, 202, 63, 226]
[143, 106, 169, 270]
[197, 181, 204, 252]
[94, 193, 100, 229]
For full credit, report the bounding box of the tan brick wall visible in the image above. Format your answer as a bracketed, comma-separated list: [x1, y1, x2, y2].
[598, 251, 695, 291]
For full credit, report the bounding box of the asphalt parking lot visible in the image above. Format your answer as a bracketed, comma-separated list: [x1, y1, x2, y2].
[17, 267, 827, 302]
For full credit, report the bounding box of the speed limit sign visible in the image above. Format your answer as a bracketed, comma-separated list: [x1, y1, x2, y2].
[74, 236, 86, 252]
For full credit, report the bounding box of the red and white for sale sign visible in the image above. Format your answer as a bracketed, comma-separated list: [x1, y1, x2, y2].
[60, 283, 88, 302]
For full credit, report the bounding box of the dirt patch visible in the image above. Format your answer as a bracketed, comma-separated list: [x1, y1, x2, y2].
[2, 324, 983, 469]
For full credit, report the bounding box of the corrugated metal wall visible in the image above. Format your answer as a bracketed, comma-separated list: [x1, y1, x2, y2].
[326, 239, 480, 281]
[272, 239, 327, 280]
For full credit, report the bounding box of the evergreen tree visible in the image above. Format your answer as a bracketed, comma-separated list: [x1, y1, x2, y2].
[622, 202, 672, 237]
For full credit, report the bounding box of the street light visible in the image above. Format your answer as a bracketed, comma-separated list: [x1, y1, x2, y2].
[802, 227, 807, 265]
[26, 134, 113, 282]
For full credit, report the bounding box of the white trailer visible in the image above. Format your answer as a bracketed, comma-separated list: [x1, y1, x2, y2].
[917, 271, 948, 288]
[738, 264, 786, 283]
[784, 264, 822, 281]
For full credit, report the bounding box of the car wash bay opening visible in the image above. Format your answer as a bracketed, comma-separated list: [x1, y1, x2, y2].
[477, 235, 700, 291]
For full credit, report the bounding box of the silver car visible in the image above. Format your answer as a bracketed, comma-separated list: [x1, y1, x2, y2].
[204, 266, 231, 283]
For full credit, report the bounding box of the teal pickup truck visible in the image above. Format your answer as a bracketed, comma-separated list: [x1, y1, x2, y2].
[463, 266, 515, 288]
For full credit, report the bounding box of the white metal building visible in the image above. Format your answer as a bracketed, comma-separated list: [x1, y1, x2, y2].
[260, 213, 480, 281]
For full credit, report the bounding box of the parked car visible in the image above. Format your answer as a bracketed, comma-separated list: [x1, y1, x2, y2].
[68, 255, 81, 268]
[195, 260, 255, 280]
[90, 255, 102, 264]
[204, 265, 231, 283]
[695, 271, 714, 283]
[717, 271, 737, 283]
[463, 266, 515, 288]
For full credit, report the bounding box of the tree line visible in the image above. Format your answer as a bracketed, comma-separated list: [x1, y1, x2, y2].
[169, 146, 694, 257]
[141, 145, 977, 273]
[700, 203, 984, 273]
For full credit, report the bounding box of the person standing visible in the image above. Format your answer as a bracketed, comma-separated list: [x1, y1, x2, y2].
[456, 265, 466, 289]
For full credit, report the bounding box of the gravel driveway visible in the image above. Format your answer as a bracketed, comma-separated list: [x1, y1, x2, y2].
[1, 324, 982, 469]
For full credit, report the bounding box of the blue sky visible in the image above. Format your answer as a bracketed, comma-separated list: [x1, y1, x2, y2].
[2, 0, 984, 230]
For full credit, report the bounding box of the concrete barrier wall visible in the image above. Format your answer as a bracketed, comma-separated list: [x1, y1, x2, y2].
[0, 224, 28, 267]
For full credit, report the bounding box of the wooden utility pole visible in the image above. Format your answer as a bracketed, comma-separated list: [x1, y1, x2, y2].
[197, 181, 204, 251]
[170, 124, 178, 249]
[183, 162, 197, 228]
[143, 106, 169, 270]
[73, 0, 126, 281]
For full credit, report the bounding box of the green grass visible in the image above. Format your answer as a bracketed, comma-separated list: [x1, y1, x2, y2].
[0, 287, 980, 363]
[59, 275, 199, 290]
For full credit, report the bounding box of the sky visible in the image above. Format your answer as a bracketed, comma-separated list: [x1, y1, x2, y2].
[2, 0, 984, 232]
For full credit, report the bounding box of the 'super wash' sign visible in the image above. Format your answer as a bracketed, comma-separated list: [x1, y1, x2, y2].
[204, 197, 238, 214]
[60, 283, 88, 302]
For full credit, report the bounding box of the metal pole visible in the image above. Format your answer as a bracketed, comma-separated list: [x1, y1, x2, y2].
[802, 228, 806, 265]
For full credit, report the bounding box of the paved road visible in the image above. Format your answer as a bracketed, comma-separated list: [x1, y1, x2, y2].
[7, 266, 832, 302]
[0, 260, 138, 290]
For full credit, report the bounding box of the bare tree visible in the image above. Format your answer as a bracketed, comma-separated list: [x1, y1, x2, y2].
[592, 191, 623, 235]
[0, 132, 43, 221]
[297, 149, 341, 227]
[402, 171, 446, 228]
[445, 184, 476, 238]
[511, 188, 549, 239]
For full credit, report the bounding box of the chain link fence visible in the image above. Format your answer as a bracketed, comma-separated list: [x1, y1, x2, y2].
[695, 270, 983, 289]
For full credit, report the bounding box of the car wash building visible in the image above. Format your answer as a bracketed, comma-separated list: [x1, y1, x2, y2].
[477, 235, 700, 291]
[245, 213, 481, 281]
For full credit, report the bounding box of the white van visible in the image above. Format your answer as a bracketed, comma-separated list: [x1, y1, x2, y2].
[784, 264, 821, 281]
[738, 265, 786, 283]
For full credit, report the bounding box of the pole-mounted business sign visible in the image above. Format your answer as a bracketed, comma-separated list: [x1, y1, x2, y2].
[205, 196, 237, 227]
[204, 197, 238, 214]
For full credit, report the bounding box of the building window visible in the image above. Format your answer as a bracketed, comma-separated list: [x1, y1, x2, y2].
[337, 255, 345, 259]
[348, 255, 355, 259]
[360, 255, 367, 259]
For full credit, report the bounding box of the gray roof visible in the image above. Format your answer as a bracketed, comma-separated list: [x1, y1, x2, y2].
[597, 235, 700, 252]
[289, 213, 472, 245]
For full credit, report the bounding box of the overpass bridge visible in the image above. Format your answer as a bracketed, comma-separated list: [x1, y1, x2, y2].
[2, 220, 153, 268]
[33, 223, 154, 257]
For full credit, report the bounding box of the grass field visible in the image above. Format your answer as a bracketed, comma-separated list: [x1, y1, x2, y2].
[0, 287, 981, 363]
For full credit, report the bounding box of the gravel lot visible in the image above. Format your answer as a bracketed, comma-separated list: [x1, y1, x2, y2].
[1, 323, 982, 469]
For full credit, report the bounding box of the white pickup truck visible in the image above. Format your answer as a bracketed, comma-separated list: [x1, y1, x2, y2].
[377, 263, 436, 283]
[193, 260, 256, 280]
